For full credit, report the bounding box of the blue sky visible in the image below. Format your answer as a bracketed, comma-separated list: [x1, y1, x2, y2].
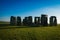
[0, 0, 60, 23]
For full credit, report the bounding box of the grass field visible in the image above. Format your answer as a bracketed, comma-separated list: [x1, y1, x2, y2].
[0, 22, 60, 40]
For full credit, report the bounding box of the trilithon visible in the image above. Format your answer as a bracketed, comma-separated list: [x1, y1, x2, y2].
[34, 17, 40, 26]
[50, 16, 57, 26]
[23, 16, 32, 26]
[41, 14, 48, 26]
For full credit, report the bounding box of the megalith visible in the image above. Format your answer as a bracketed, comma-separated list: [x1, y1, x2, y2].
[17, 16, 21, 26]
[10, 16, 16, 26]
[27, 16, 33, 26]
[23, 16, 32, 26]
[50, 16, 57, 26]
[23, 17, 28, 26]
[34, 17, 40, 26]
[41, 14, 48, 26]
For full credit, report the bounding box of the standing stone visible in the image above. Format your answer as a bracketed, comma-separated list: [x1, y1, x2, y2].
[23, 17, 28, 26]
[25, 17, 28, 26]
[34, 17, 40, 26]
[10, 16, 16, 26]
[50, 16, 57, 26]
[23, 19, 25, 26]
[50, 17, 53, 26]
[17, 16, 21, 26]
[27, 16, 32, 26]
[54, 18, 57, 26]
[23, 16, 32, 26]
[41, 14, 48, 26]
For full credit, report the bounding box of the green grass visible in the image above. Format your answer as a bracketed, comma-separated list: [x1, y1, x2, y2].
[0, 21, 10, 24]
[0, 22, 60, 40]
[0, 26, 60, 40]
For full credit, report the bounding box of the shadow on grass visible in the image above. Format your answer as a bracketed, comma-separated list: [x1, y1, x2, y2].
[0, 24, 10, 26]
[0, 24, 59, 29]
[0, 24, 41, 29]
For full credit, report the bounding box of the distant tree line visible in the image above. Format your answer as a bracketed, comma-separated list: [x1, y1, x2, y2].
[10, 14, 57, 26]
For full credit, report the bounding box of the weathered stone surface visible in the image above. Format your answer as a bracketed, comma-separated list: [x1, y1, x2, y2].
[23, 16, 33, 26]
[17, 16, 21, 26]
[50, 16, 57, 26]
[27, 16, 33, 26]
[34, 17, 40, 26]
[10, 15, 57, 27]
[10, 16, 16, 26]
[23, 17, 28, 26]
[41, 14, 48, 26]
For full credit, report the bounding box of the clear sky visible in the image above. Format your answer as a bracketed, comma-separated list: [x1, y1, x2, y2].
[0, 0, 60, 24]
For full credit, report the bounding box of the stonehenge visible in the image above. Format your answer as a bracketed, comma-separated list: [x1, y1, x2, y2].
[41, 14, 48, 26]
[17, 16, 21, 26]
[23, 16, 32, 26]
[34, 17, 40, 26]
[27, 16, 32, 26]
[23, 17, 28, 26]
[10, 14, 57, 26]
[10, 16, 16, 26]
[50, 16, 57, 26]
